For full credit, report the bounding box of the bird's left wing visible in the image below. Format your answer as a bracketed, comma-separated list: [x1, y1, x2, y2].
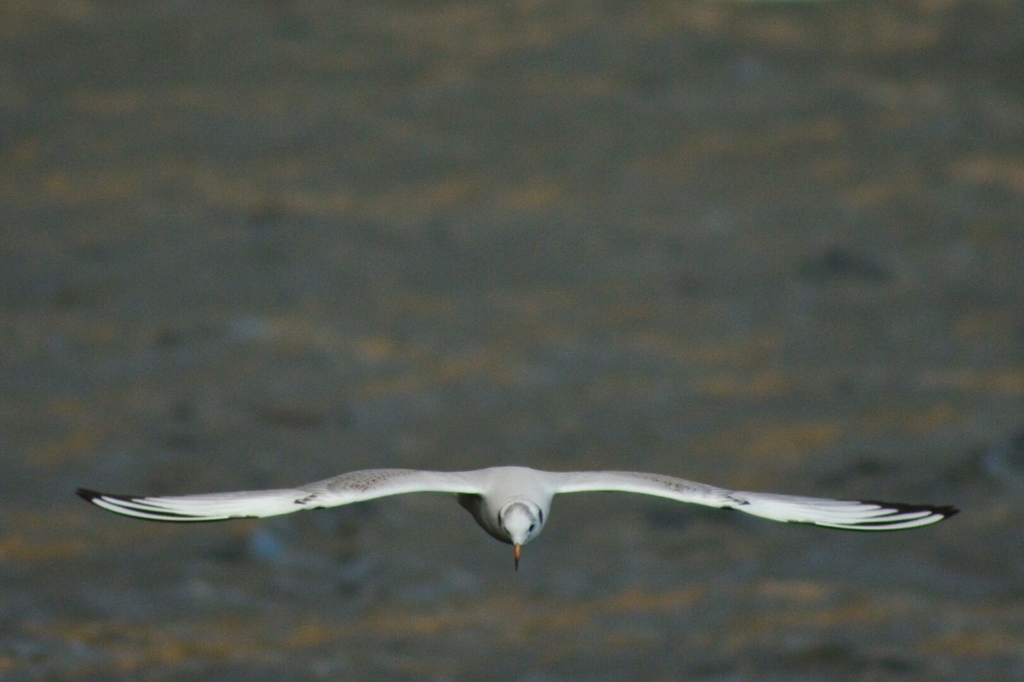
[77, 469, 481, 522]
[554, 471, 957, 530]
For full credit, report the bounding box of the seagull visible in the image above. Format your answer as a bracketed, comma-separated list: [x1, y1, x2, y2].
[77, 466, 957, 569]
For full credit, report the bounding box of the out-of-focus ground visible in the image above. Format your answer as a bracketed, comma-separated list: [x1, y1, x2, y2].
[2, 0, 1024, 679]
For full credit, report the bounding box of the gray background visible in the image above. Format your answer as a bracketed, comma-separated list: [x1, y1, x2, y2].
[2, 1, 1023, 680]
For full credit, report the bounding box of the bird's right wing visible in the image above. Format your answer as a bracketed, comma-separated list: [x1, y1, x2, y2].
[77, 469, 481, 522]
[554, 471, 957, 531]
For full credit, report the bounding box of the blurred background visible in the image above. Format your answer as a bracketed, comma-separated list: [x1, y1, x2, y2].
[2, 0, 1023, 679]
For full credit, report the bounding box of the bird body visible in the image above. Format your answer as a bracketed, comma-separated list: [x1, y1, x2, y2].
[456, 467, 554, 544]
[78, 465, 957, 568]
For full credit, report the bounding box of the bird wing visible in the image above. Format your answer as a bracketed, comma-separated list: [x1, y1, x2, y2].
[554, 471, 957, 530]
[77, 469, 482, 522]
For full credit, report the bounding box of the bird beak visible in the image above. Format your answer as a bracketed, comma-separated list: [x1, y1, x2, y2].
[513, 543, 522, 571]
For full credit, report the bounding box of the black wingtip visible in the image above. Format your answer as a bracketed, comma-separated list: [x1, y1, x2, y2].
[861, 500, 960, 519]
[76, 488, 102, 502]
[789, 500, 960, 532]
[75, 488, 241, 523]
[77, 488, 138, 504]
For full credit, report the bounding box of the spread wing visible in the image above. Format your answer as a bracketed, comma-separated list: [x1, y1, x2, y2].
[77, 469, 481, 522]
[555, 471, 957, 530]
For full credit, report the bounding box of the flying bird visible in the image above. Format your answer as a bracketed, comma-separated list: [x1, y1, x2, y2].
[77, 466, 957, 569]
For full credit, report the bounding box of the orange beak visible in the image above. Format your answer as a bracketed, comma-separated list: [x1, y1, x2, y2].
[513, 543, 522, 571]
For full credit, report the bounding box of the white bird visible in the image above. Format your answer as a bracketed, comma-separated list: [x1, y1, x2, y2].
[77, 466, 957, 569]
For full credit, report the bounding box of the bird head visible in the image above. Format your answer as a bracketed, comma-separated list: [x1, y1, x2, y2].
[499, 501, 544, 569]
